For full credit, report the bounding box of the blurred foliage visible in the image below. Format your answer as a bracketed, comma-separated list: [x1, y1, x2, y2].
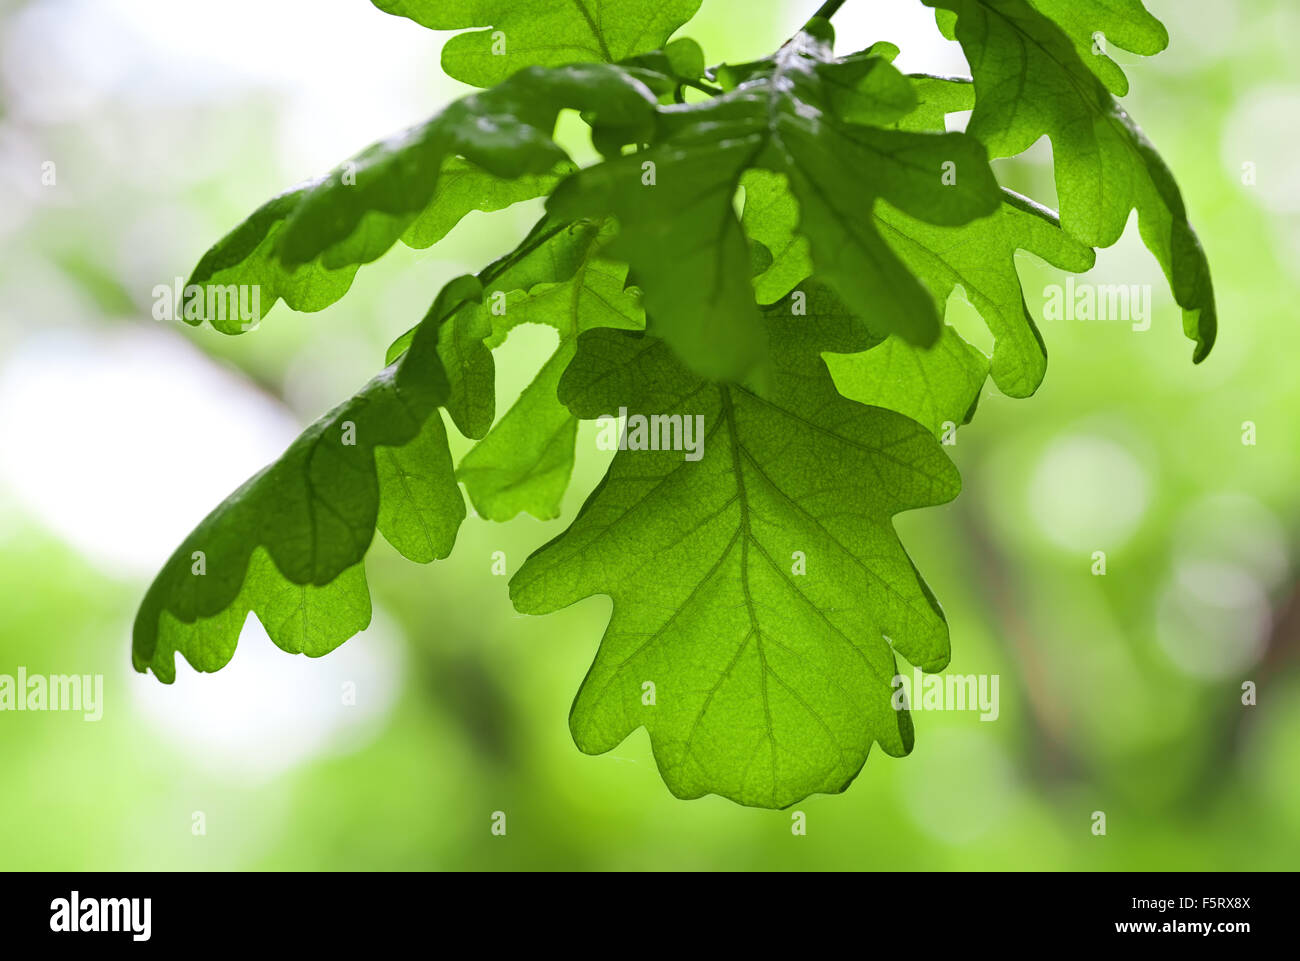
[0, 0, 1295, 869]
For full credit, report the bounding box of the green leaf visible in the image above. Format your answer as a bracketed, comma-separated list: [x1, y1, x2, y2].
[622, 37, 707, 89]
[373, 414, 465, 564]
[150, 551, 373, 678]
[389, 218, 645, 521]
[740, 168, 813, 306]
[744, 170, 1094, 411]
[923, 0, 1216, 363]
[386, 215, 619, 440]
[816, 51, 919, 125]
[893, 73, 975, 133]
[1025, 0, 1168, 96]
[183, 178, 361, 331]
[743, 166, 988, 433]
[510, 290, 960, 807]
[184, 66, 655, 332]
[276, 65, 655, 269]
[457, 221, 644, 521]
[136, 0, 1220, 813]
[401, 158, 571, 249]
[877, 75, 1094, 401]
[139, 210, 622, 682]
[875, 189, 1096, 398]
[371, 0, 704, 88]
[187, 160, 568, 333]
[134, 275, 479, 682]
[825, 327, 988, 437]
[549, 28, 1001, 379]
[548, 111, 767, 380]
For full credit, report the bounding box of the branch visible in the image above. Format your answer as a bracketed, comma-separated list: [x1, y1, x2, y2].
[782, 0, 850, 50]
[808, 0, 850, 24]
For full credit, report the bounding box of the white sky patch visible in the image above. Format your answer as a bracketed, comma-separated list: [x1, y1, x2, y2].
[0, 0, 425, 779]
[823, 0, 969, 77]
[0, 326, 298, 575]
[1028, 432, 1153, 553]
[0, 324, 407, 774]
[1222, 86, 1300, 215]
[898, 726, 1017, 845]
[2, 0, 444, 174]
[127, 609, 403, 781]
[1155, 560, 1270, 680]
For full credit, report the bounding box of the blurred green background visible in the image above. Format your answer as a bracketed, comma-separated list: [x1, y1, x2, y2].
[0, 0, 1296, 870]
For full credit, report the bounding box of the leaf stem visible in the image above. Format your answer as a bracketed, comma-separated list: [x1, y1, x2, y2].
[387, 217, 574, 364]
[681, 77, 724, 97]
[781, 0, 850, 50]
[807, 0, 850, 26]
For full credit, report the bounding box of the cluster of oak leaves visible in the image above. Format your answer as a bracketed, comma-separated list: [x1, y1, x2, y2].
[133, 0, 1215, 808]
